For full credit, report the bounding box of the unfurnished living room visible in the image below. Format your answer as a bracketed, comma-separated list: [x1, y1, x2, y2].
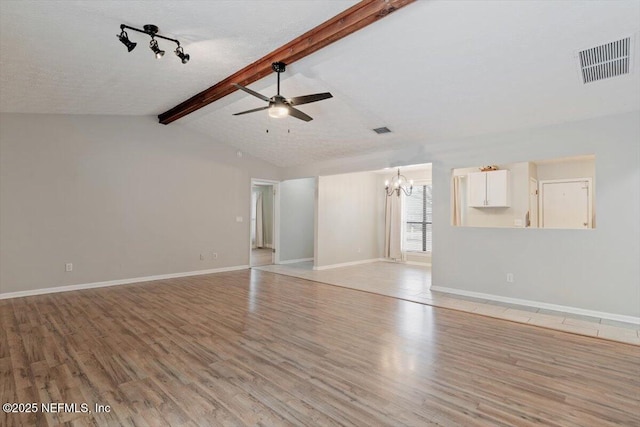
[1, 1, 639, 426]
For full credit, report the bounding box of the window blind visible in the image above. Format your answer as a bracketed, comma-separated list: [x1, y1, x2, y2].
[405, 184, 432, 252]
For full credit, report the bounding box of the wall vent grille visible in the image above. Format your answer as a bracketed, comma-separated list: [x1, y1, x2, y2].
[373, 126, 391, 134]
[578, 37, 631, 84]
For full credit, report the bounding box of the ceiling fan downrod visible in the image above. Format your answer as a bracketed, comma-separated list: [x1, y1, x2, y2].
[272, 61, 286, 96]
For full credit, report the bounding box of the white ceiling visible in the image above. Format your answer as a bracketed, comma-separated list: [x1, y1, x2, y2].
[1, 1, 639, 168]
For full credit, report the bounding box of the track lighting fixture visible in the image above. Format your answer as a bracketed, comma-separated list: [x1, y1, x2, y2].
[174, 46, 190, 64]
[117, 24, 189, 64]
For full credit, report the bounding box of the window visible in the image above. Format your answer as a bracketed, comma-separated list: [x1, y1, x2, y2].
[405, 183, 432, 252]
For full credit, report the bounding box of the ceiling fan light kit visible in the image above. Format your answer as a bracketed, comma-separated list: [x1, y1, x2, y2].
[117, 24, 189, 64]
[233, 62, 333, 122]
[268, 104, 289, 119]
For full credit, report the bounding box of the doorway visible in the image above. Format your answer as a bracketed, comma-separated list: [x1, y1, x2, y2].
[528, 177, 538, 227]
[250, 180, 278, 267]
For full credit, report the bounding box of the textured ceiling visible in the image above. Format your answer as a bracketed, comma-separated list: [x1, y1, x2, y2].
[1, 1, 639, 168]
[0, 1, 354, 115]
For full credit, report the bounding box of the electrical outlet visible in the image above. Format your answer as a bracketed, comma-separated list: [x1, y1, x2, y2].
[213, 252, 218, 259]
[65, 263, 73, 272]
[200, 254, 205, 261]
[506, 273, 514, 283]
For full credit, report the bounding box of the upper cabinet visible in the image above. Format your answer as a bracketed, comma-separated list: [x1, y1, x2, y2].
[468, 170, 510, 207]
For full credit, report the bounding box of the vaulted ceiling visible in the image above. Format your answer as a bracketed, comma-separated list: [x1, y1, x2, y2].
[1, 1, 639, 167]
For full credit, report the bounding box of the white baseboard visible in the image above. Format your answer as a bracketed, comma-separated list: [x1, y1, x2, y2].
[405, 260, 432, 267]
[430, 286, 640, 325]
[313, 258, 384, 271]
[277, 257, 314, 265]
[0, 265, 249, 300]
[379, 258, 431, 267]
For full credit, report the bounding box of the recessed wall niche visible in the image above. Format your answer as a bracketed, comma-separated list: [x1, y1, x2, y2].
[451, 154, 595, 229]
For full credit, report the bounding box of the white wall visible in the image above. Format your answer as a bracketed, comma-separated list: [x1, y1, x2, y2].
[2, 112, 637, 318]
[536, 157, 595, 181]
[0, 113, 280, 295]
[283, 112, 640, 317]
[431, 121, 634, 315]
[316, 171, 383, 267]
[279, 178, 315, 262]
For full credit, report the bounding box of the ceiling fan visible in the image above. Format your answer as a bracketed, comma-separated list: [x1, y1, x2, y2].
[233, 62, 332, 122]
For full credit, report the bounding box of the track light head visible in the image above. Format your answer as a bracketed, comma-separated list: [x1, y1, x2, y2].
[149, 38, 165, 59]
[175, 46, 190, 64]
[117, 30, 137, 52]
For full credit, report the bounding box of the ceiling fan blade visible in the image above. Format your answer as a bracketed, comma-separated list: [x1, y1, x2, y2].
[287, 106, 313, 122]
[288, 92, 333, 106]
[233, 83, 270, 102]
[233, 106, 269, 116]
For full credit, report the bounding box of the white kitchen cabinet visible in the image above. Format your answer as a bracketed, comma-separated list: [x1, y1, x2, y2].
[467, 170, 510, 207]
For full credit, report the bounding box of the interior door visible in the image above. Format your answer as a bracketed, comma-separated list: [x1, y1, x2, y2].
[541, 180, 590, 229]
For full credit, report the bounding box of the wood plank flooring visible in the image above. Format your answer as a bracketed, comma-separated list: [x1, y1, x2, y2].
[251, 248, 273, 267]
[256, 261, 640, 344]
[1, 269, 639, 426]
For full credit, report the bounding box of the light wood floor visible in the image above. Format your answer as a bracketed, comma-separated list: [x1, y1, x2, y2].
[1, 270, 639, 426]
[251, 248, 273, 267]
[256, 261, 640, 345]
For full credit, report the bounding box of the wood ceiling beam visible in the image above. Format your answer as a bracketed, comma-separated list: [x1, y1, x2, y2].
[158, 0, 415, 124]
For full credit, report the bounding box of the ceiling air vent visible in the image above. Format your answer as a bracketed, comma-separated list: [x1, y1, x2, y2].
[373, 126, 391, 134]
[578, 37, 631, 84]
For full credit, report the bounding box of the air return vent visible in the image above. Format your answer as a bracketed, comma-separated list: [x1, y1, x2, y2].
[373, 126, 391, 134]
[578, 37, 631, 84]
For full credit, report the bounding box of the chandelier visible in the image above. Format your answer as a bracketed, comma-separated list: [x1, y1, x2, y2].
[385, 169, 413, 197]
